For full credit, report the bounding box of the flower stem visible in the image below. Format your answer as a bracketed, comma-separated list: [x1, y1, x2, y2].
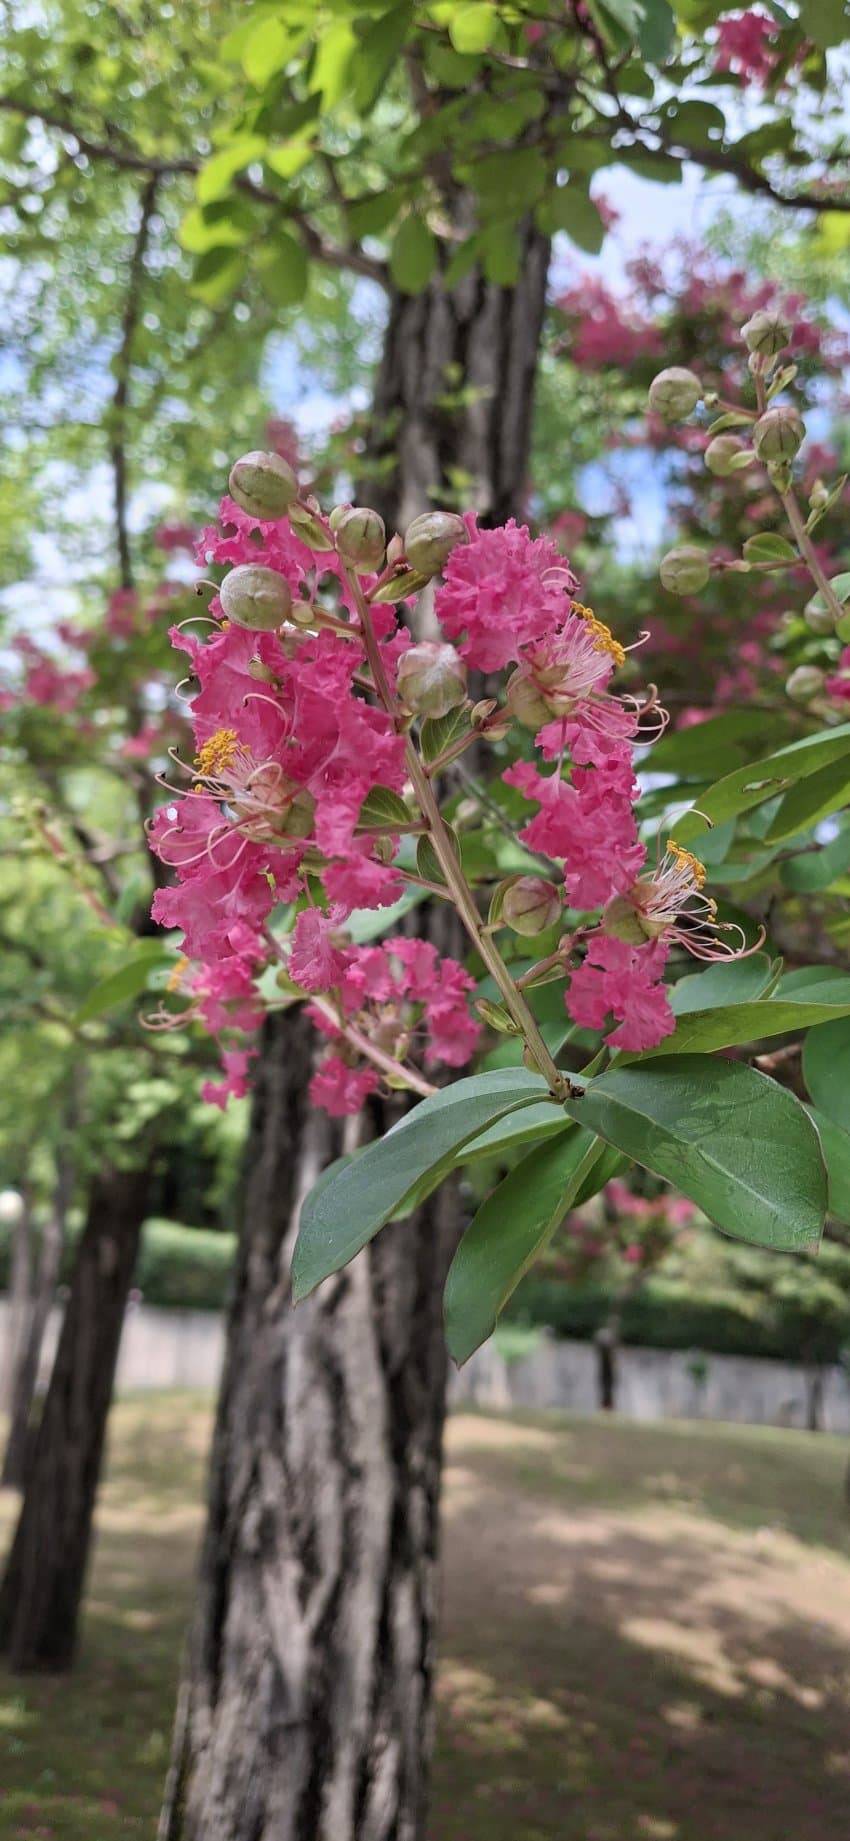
[341, 562, 568, 1096]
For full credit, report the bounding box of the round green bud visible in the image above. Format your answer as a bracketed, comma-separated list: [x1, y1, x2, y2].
[505, 667, 552, 730]
[333, 506, 386, 572]
[741, 308, 791, 358]
[786, 665, 826, 704]
[659, 546, 711, 596]
[502, 877, 562, 938]
[396, 640, 468, 718]
[804, 596, 837, 636]
[704, 433, 749, 477]
[753, 406, 805, 463]
[219, 564, 292, 630]
[648, 367, 701, 422]
[403, 511, 468, 576]
[228, 450, 298, 519]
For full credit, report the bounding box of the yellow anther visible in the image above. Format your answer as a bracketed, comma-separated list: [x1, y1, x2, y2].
[667, 840, 706, 889]
[194, 727, 238, 778]
[572, 602, 626, 668]
[166, 954, 190, 992]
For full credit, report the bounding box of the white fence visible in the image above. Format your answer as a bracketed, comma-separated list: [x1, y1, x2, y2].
[3, 1299, 850, 1432]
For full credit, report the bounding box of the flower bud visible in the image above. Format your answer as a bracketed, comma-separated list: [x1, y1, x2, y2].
[219, 564, 292, 630]
[290, 598, 318, 628]
[248, 657, 279, 684]
[602, 894, 654, 946]
[659, 546, 710, 596]
[386, 532, 405, 567]
[502, 877, 562, 937]
[753, 406, 805, 463]
[786, 665, 825, 703]
[704, 433, 749, 477]
[396, 641, 467, 718]
[741, 308, 791, 358]
[804, 595, 837, 636]
[648, 367, 701, 422]
[403, 511, 468, 576]
[228, 450, 298, 519]
[504, 667, 552, 730]
[333, 505, 386, 572]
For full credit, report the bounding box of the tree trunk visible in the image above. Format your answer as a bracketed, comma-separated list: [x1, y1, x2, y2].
[161, 229, 551, 1841]
[2, 1153, 71, 1489]
[1, 1187, 33, 1416]
[0, 1164, 150, 1671]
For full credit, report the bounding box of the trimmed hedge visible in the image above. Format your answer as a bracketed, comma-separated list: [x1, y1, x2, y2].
[0, 1217, 236, 1314]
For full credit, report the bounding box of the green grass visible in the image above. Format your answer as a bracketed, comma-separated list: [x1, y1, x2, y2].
[2, 1397, 850, 1839]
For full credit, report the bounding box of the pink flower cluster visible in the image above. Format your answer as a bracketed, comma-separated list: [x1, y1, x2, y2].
[150, 493, 740, 1111]
[713, 10, 781, 85]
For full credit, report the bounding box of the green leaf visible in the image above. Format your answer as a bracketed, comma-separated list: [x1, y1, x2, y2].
[670, 953, 776, 1015]
[345, 888, 425, 942]
[781, 826, 850, 892]
[243, 17, 292, 85]
[448, 2, 497, 52]
[647, 708, 790, 779]
[803, 1017, 850, 1130]
[76, 948, 170, 1023]
[389, 216, 438, 293]
[191, 247, 246, 305]
[638, 982, 850, 1060]
[481, 223, 520, 285]
[674, 724, 850, 844]
[352, 3, 413, 111]
[311, 18, 357, 105]
[265, 135, 315, 180]
[537, 182, 605, 252]
[808, 1110, 850, 1223]
[444, 1129, 602, 1363]
[291, 1070, 550, 1298]
[197, 136, 267, 205]
[357, 786, 412, 828]
[417, 824, 460, 884]
[638, 0, 677, 60]
[805, 570, 850, 625]
[458, 1099, 573, 1164]
[742, 533, 797, 563]
[258, 232, 308, 305]
[419, 706, 472, 766]
[566, 1057, 826, 1252]
[799, 0, 849, 49]
[764, 754, 850, 843]
[179, 205, 247, 255]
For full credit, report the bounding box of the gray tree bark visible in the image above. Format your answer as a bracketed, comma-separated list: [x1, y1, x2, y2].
[160, 228, 551, 1841]
[2, 1150, 72, 1489]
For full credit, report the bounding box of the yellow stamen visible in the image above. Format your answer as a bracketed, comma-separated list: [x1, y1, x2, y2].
[572, 601, 626, 668]
[195, 727, 238, 778]
[667, 840, 706, 890]
[166, 954, 190, 992]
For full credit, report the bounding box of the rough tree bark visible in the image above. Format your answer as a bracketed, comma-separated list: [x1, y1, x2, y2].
[160, 227, 551, 1841]
[0, 1163, 151, 1671]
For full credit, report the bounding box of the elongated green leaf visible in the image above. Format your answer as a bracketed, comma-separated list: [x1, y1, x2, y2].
[390, 216, 438, 293]
[764, 755, 850, 842]
[781, 826, 850, 891]
[458, 1099, 572, 1164]
[638, 985, 850, 1060]
[565, 1057, 825, 1251]
[444, 1129, 601, 1363]
[76, 948, 171, 1023]
[674, 725, 850, 843]
[646, 709, 790, 779]
[292, 1070, 549, 1299]
[803, 1017, 850, 1131]
[808, 1110, 850, 1223]
[670, 954, 775, 1016]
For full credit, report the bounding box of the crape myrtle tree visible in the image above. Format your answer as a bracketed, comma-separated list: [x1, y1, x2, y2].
[3, 0, 850, 1831]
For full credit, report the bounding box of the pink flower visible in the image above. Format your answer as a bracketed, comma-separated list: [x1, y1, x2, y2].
[154, 522, 196, 553]
[289, 908, 349, 993]
[714, 10, 780, 85]
[309, 1056, 380, 1117]
[202, 1048, 256, 1110]
[826, 648, 850, 703]
[567, 934, 674, 1051]
[504, 760, 645, 909]
[434, 517, 578, 671]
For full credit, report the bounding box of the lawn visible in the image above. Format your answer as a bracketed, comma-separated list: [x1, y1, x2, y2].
[1, 1396, 849, 1839]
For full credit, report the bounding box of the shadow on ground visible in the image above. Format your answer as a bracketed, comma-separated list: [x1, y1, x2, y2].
[0, 1397, 848, 1839]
